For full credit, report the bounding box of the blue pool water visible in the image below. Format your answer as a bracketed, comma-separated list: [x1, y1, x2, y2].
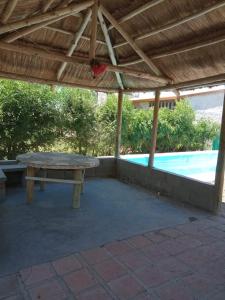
[122, 151, 218, 183]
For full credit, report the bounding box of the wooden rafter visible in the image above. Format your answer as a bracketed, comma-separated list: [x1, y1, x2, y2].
[0, 70, 118, 93]
[1, 0, 19, 24]
[57, 9, 92, 81]
[98, 10, 124, 89]
[100, 4, 165, 78]
[108, 0, 165, 30]
[42, 0, 55, 13]
[113, 0, 225, 49]
[89, 0, 99, 60]
[119, 29, 225, 67]
[45, 25, 107, 45]
[0, 0, 94, 35]
[0, 41, 170, 84]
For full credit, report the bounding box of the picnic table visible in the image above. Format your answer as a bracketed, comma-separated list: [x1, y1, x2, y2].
[16, 152, 99, 208]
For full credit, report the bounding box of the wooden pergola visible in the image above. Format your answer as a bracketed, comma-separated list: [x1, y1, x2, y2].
[0, 0, 225, 211]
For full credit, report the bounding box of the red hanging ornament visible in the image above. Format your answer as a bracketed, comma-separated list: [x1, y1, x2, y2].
[90, 59, 107, 78]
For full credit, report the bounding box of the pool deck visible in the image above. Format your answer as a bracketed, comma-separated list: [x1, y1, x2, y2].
[1, 178, 225, 299]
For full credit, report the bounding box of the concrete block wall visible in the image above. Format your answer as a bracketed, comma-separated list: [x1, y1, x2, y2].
[117, 159, 217, 212]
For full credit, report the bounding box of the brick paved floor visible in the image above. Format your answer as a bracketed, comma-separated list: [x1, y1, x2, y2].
[1, 204, 225, 300]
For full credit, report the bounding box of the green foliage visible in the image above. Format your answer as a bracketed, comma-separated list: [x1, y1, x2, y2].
[0, 79, 220, 159]
[0, 80, 58, 159]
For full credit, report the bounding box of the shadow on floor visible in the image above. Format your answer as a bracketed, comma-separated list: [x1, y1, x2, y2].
[0, 178, 210, 276]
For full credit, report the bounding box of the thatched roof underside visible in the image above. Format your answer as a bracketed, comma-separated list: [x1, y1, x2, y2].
[0, 0, 225, 92]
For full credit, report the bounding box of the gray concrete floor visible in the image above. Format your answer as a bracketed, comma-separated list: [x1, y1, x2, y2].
[0, 178, 210, 276]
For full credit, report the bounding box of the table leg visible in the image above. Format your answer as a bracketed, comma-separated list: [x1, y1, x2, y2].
[81, 169, 85, 194]
[27, 166, 35, 204]
[40, 169, 47, 191]
[72, 169, 82, 209]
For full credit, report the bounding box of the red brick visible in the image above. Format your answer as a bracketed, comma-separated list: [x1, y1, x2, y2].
[3, 296, 24, 300]
[127, 235, 153, 249]
[182, 273, 220, 297]
[104, 240, 133, 257]
[93, 258, 127, 282]
[155, 280, 194, 300]
[144, 231, 168, 243]
[108, 275, 144, 299]
[81, 247, 110, 265]
[135, 265, 170, 288]
[28, 279, 67, 300]
[77, 285, 112, 300]
[159, 228, 183, 238]
[63, 268, 96, 294]
[142, 244, 170, 261]
[134, 292, 159, 299]
[0, 275, 20, 298]
[155, 257, 191, 279]
[20, 263, 55, 286]
[159, 236, 202, 255]
[52, 254, 82, 275]
[211, 288, 225, 300]
[206, 227, 225, 239]
[119, 250, 151, 271]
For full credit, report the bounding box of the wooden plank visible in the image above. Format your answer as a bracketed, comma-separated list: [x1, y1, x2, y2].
[89, 0, 99, 60]
[214, 92, 225, 211]
[26, 176, 82, 184]
[108, 0, 165, 30]
[115, 90, 123, 158]
[0, 41, 170, 84]
[0, 0, 94, 34]
[148, 90, 160, 167]
[113, 1, 225, 49]
[100, 5, 163, 77]
[98, 10, 124, 89]
[57, 9, 92, 80]
[1, 0, 19, 24]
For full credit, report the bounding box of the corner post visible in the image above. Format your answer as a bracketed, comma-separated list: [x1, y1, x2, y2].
[214, 92, 225, 211]
[115, 90, 123, 158]
[148, 90, 160, 167]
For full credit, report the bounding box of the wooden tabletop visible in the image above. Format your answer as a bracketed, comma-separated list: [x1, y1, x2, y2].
[16, 152, 100, 170]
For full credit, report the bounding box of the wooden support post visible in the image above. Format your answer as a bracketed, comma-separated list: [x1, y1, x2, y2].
[148, 90, 160, 168]
[26, 166, 35, 203]
[115, 90, 123, 158]
[72, 169, 83, 208]
[214, 92, 225, 211]
[40, 169, 47, 191]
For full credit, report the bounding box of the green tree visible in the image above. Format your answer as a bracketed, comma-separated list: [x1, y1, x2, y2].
[60, 88, 97, 155]
[0, 80, 59, 159]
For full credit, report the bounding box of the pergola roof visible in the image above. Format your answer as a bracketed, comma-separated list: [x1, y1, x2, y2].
[0, 0, 225, 92]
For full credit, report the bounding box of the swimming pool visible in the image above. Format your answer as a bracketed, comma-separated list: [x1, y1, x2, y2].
[121, 150, 218, 183]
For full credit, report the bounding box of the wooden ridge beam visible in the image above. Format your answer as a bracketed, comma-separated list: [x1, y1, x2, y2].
[0, 41, 169, 84]
[0, 70, 117, 93]
[1, 0, 19, 24]
[113, 0, 225, 49]
[119, 30, 225, 66]
[98, 10, 124, 89]
[108, 0, 165, 30]
[57, 9, 92, 81]
[89, 0, 99, 60]
[0, 0, 94, 34]
[100, 4, 165, 78]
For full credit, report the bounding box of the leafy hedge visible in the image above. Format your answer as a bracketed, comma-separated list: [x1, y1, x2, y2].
[0, 80, 220, 159]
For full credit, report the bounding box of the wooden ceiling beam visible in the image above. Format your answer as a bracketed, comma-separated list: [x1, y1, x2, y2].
[57, 9, 92, 81]
[100, 4, 166, 78]
[1, 0, 19, 24]
[45, 25, 107, 45]
[119, 30, 225, 66]
[113, 0, 225, 49]
[42, 0, 55, 13]
[0, 41, 170, 84]
[98, 10, 124, 89]
[89, 0, 99, 60]
[0, 0, 94, 34]
[108, 0, 165, 30]
[0, 70, 118, 93]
